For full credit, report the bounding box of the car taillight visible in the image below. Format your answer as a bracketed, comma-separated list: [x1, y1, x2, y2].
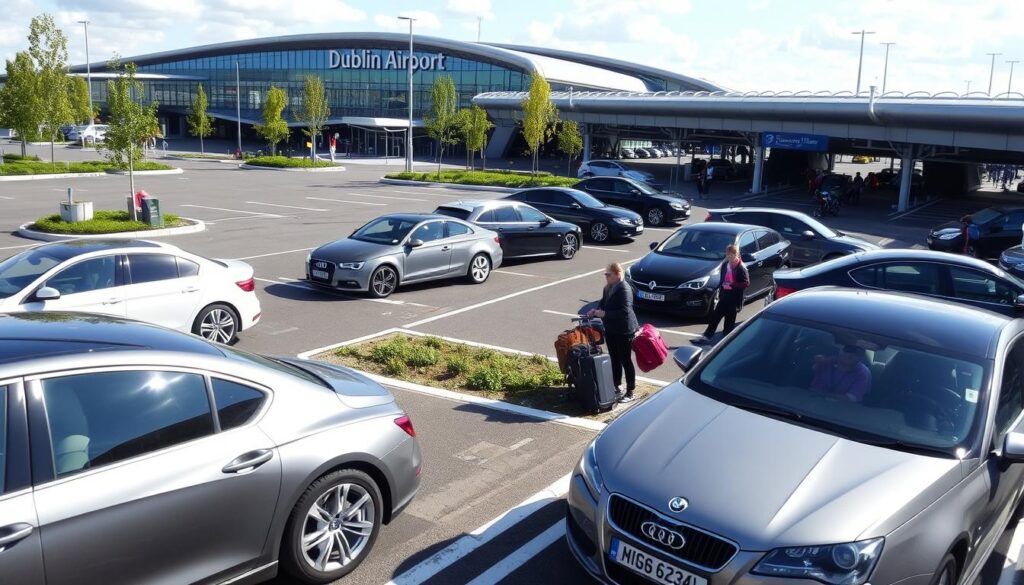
[774, 285, 797, 299]
[236, 277, 255, 292]
[395, 415, 416, 438]
[494, 235, 501, 245]
[704, 213, 713, 222]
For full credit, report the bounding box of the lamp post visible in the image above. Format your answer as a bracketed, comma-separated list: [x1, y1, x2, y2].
[880, 42, 896, 94]
[77, 20, 93, 126]
[399, 16, 416, 172]
[965, 80, 972, 95]
[851, 29, 876, 95]
[235, 61, 242, 156]
[987, 52, 1002, 95]
[1008, 60, 1020, 95]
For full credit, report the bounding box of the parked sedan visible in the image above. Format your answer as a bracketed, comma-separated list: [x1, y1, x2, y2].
[307, 213, 502, 298]
[66, 124, 108, 143]
[433, 200, 581, 260]
[505, 187, 645, 242]
[705, 207, 879, 266]
[0, 312, 420, 585]
[999, 244, 1024, 278]
[575, 176, 691, 227]
[769, 249, 1024, 317]
[928, 206, 1024, 259]
[625, 223, 790, 318]
[577, 159, 658, 185]
[568, 287, 1024, 585]
[0, 239, 260, 343]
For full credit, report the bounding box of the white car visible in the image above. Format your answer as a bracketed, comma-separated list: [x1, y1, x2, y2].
[66, 124, 108, 143]
[577, 159, 658, 185]
[0, 239, 261, 343]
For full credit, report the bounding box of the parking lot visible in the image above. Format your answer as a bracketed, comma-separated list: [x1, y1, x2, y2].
[2, 146, 1023, 584]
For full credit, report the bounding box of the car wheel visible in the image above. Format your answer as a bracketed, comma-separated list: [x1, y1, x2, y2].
[582, 172, 594, 178]
[559, 233, 580, 260]
[467, 253, 491, 284]
[930, 554, 957, 585]
[192, 303, 239, 344]
[369, 265, 399, 298]
[282, 469, 383, 584]
[590, 222, 610, 242]
[645, 207, 666, 227]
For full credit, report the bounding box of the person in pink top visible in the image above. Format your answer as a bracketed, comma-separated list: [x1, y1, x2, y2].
[694, 244, 749, 344]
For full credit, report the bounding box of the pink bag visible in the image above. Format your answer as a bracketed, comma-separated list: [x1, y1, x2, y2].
[631, 323, 669, 372]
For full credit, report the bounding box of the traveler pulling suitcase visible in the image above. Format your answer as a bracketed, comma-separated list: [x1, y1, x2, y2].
[632, 323, 669, 372]
[569, 345, 617, 412]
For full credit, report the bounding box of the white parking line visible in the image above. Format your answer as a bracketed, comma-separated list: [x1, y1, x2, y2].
[644, 227, 677, 233]
[181, 204, 282, 218]
[661, 329, 701, 338]
[246, 201, 327, 212]
[342, 192, 428, 202]
[581, 246, 631, 253]
[229, 247, 315, 261]
[0, 243, 36, 250]
[494, 269, 538, 277]
[0, 196, 14, 200]
[465, 522, 565, 585]
[998, 520, 1024, 585]
[306, 196, 387, 206]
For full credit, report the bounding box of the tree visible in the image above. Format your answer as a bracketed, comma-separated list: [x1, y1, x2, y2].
[0, 52, 42, 156]
[556, 120, 583, 177]
[294, 75, 329, 164]
[29, 14, 73, 169]
[424, 75, 459, 177]
[453, 108, 472, 170]
[521, 75, 559, 175]
[69, 76, 93, 124]
[105, 59, 160, 221]
[254, 86, 289, 156]
[186, 83, 214, 154]
[463, 104, 493, 171]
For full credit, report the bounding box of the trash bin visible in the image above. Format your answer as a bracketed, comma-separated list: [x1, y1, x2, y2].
[141, 198, 163, 227]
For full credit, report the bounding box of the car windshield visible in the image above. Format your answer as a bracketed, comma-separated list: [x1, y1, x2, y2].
[972, 208, 1005, 226]
[434, 207, 471, 220]
[693, 315, 988, 456]
[656, 229, 735, 260]
[798, 215, 838, 238]
[0, 248, 68, 299]
[351, 217, 419, 245]
[569, 191, 607, 209]
[624, 179, 660, 195]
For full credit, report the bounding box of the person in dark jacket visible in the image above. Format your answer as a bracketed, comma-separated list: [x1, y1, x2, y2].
[587, 262, 640, 403]
[694, 244, 750, 344]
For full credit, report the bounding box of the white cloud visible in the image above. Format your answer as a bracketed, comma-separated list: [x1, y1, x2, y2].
[373, 10, 442, 32]
[447, 0, 493, 19]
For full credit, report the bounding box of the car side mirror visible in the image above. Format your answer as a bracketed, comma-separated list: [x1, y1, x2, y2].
[802, 230, 815, 240]
[631, 189, 641, 195]
[540, 218, 552, 226]
[673, 346, 703, 372]
[1002, 431, 1024, 462]
[1015, 294, 1024, 308]
[649, 242, 659, 250]
[35, 286, 61, 301]
[570, 202, 582, 209]
[408, 239, 424, 248]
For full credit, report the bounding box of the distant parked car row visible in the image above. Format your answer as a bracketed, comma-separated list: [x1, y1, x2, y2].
[63, 124, 108, 143]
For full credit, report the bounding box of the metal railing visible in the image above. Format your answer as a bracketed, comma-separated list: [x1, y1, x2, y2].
[476, 89, 1024, 101]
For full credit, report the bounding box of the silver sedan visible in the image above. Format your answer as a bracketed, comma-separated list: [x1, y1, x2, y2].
[306, 213, 503, 298]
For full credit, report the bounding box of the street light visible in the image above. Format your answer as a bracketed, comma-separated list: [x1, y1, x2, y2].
[398, 15, 416, 172]
[880, 42, 896, 94]
[1008, 60, 1020, 95]
[851, 30, 876, 95]
[77, 20, 93, 126]
[965, 80, 972, 94]
[987, 52, 1002, 95]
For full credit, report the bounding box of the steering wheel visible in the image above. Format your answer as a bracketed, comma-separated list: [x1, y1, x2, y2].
[891, 388, 963, 433]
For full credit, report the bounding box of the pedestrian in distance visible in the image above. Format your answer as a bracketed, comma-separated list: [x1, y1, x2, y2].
[697, 161, 708, 198]
[851, 172, 864, 205]
[694, 244, 749, 344]
[329, 133, 337, 163]
[586, 262, 639, 403]
[960, 214, 980, 257]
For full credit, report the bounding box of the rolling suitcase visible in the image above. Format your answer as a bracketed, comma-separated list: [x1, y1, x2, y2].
[554, 317, 604, 374]
[632, 323, 670, 372]
[569, 344, 616, 412]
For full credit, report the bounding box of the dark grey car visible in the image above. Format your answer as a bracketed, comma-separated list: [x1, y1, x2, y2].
[0, 313, 421, 585]
[568, 288, 1024, 585]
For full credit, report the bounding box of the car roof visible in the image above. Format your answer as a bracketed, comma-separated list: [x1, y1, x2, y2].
[379, 212, 450, 222]
[708, 207, 812, 220]
[513, 187, 589, 196]
[766, 287, 1009, 359]
[800, 248, 1007, 275]
[680, 222, 762, 235]
[438, 200, 522, 212]
[16, 239, 168, 262]
[0, 312, 224, 365]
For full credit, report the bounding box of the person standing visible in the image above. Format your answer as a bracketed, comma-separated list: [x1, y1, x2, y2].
[697, 161, 708, 198]
[694, 244, 749, 344]
[851, 172, 864, 205]
[587, 263, 639, 403]
[329, 133, 338, 163]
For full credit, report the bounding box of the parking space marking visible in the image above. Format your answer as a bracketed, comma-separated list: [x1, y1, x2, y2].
[181, 204, 283, 218]
[0, 195, 14, 200]
[342, 192, 428, 202]
[246, 201, 327, 212]
[268, 326, 300, 336]
[581, 246, 631, 253]
[888, 199, 941, 220]
[382, 188, 473, 198]
[644, 227, 678, 233]
[661, 328, 701, 338]
[306, 196, 387, 206]
[230, 247, 315, 260]
[465, 521, 565, 585]
[493, 269, 538, 277]
[0, 243, 36, 250]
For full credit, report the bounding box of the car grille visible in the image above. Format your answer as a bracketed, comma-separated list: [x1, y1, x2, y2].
[607, 494, 737, 572]
[308, 259, 335, 283]
[627, 276, 677, 292]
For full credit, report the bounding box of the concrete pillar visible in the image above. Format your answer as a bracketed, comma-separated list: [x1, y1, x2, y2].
[583, 130, 592, 163]
[751, 142, 765, 194]
[897, 149, 914, 212]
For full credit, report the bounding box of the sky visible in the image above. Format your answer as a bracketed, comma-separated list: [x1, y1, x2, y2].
[3, 0, 1024, 95]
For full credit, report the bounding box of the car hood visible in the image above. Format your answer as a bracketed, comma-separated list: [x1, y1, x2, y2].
[312, 238, 394, 261]
[594, 205, 643, 221]
[629, 252, 719, 287]
[597, 385, 962, 550]
[931, 221, 962, 237]
[648, 193, 690, 208]
[833, 234, 881, 251]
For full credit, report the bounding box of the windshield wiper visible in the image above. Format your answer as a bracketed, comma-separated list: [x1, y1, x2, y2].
[854, 437, 958, 458]
[730, 401, 804, 422]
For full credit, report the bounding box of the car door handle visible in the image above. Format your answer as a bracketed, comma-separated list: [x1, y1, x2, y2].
[222, 449, 274, 474]
[182, 286, 199, 293]
[102, 298, 122, 305]
[441, 246, 451, 251]
[756, 261, 763, 267]
[0, 524, 33, 551]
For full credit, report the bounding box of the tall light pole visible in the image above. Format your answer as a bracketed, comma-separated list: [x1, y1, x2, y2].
[987, 52, 1002, 95]
[880, 42, 896, 94]
[477, 17, 482, 43]
[852, 29, 876, 95]
[235, 61, 242, 156]
[399, 15, 416, 172]
[1008, 60, 1020, 95]
[77, 20, 93, 126]
[965, 80, 972, 94]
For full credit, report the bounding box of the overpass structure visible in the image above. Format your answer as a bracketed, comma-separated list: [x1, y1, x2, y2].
[473, 89, 1024, 211]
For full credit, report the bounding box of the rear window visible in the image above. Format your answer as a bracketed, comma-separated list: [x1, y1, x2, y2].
[434, 207, 471, 221]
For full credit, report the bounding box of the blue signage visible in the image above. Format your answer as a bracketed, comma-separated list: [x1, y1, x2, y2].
[762, 132, 829, 152]
[702, 144, 722, 155]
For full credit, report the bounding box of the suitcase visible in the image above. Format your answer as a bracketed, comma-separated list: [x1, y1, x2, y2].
[555, 323, 603, 374]
[569, 345, 616, 412]
[632, 323, 670, 372]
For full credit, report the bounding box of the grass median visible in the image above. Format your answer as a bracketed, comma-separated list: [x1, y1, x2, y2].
[385, 169, 580, 188]
[0, 158, 174, 176]
[31, 210, 185, 235]
[315, 333, 659, 421]
[243, 156, 335, 168]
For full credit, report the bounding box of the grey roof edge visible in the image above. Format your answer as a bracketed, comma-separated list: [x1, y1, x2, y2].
[484, 43, 726, 92]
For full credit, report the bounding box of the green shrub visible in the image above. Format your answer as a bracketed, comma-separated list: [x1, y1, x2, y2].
[384, 169, 577, 188]
[333, 345, 360, 358]
[445, 356, 471, 376]
[383, 356, 407, 377]
[423, 336, 445, 349]
[244, 156, 333, 169]
[369, 337, 410, 364]
[473, 348, 499, 362]
[538, 366, 567, 387]
[502, 370, 539, 392]
[2, 153, 40, 162]
[0, 159, 173, 176]
[405, 345, 441, 368]
[31, 210, 183, 235]
[467, 367, 505, 392]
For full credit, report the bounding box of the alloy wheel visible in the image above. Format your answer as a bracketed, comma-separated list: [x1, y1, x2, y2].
[470, 255, 490, 282]
[561, 234, 579, 259]
[646, 208, 664, 226]
[590, 222, 610, 242]
[200, 308, 236, 343]
[371, 267, 397, 297]
[300, 483, 375, 573]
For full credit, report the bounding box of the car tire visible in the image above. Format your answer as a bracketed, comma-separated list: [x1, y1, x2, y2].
[282, 469, 383, 584]
[590, 222, 610, 242]
[582, 172, 593, 178]
[467, 253, 492, 284]
[645, 207, 666, 227]
[559, 233, 580, 260]
[368, 265, 399, 298]
[192, 303, 240, 345]
[930, 553, 957, 585]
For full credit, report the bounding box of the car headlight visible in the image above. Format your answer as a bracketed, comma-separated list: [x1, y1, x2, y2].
[937, 232, 960, 240]
[579, 440, 604, 499]
[613, 217, 635, 226]
[670, 202, 684, 210]
[306, 251, 313, 263]
[624, 267, 632, 279]
[337, 262, 364, 270]
[678, 276, 710, 289]
[752, 538, 883, 585]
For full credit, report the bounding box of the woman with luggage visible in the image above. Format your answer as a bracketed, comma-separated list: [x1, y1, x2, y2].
[694, 244, 749, 344]
[587, 262, 639, 403]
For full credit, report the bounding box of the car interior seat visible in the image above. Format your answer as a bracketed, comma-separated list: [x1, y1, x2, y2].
[47, 390, 91, 475]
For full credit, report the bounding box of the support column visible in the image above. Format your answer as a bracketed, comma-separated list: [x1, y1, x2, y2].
[751, 140, 765, 194]
[897, 148, 914, 212]
[582, 129, 592, 163]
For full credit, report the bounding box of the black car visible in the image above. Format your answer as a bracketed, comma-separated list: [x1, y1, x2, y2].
[433, 200, 581, 260]
[928, 207, 1024, 259]
[705, 207, 880, 266]
[706, 159, 737, 181]
[769, 249, 1024, 317]
[817, 173, 851, 201]
[626, 222, 791, 318]
[574, 176, 691, 227]
[504, 187, 645, 243]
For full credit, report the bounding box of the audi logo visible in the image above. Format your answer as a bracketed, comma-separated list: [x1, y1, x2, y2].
[640, 521, 686, 550]
[314, 261, 328, 269]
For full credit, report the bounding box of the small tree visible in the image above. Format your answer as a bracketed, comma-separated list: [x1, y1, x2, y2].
[105, 59, 159, 221]
[521, 75, 559, 175]
[29, 14, 74, 168]
[454, 108, 472, 170]
[186, 83, 214, 154]
[424, 75, 459, 177]
[69, 76, 92, 124]
[556, 120, 583, 177]
[464, 105, 493, 171]
[254, 85, 289, 156]
[294, 75, 329, 164]
[0, 52, 42, 156]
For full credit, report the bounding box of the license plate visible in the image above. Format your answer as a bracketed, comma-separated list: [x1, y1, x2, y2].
[609, 538, 707, 585]
[311, 269, 330, 280]
[638, 291, 665, 301]
[635, 225, 644, 233]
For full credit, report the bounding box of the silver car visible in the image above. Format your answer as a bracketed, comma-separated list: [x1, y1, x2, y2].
[306, 213, 503, 298]
[0, 312, 421, 585]
[568, 287, 1024, 585]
